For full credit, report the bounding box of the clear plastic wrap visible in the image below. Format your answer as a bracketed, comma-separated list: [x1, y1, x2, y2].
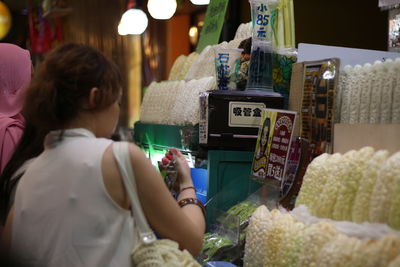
[291, 205, 400, 240]
[246, 0, 278, 91]
[234, 22, 252, 40]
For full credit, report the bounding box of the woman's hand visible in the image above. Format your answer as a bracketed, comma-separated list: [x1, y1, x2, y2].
[168, 148, 192, 189]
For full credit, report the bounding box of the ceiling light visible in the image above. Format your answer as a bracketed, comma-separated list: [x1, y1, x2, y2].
[0, 1, 11, 40]
[190, 0, 210, 5]
[118, 8, 148, 35]
[189, 26, 198, 38]
[147, 0, 177, 20]
[189, 26, 199, 46]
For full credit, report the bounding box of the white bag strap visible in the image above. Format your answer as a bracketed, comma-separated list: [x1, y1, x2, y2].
[112, 142, 157, 244]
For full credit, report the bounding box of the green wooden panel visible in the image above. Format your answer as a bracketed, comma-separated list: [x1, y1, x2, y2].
[206, 150, 261, 227]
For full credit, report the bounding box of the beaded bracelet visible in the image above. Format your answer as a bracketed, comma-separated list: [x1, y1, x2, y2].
[178, 198, 206, 217]
[180, 186, 196, 194]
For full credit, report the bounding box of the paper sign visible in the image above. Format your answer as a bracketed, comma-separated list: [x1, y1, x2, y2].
[251, 109, 296, 184]
[196, 0, 229, 53]
[228, 101, 266, 128]
[199, 92, 210, 144]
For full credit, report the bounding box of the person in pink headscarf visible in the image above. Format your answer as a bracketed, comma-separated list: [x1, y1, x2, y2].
[0, 43, 32, 174]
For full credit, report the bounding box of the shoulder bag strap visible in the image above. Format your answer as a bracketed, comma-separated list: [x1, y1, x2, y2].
[112, 142, 157, 244]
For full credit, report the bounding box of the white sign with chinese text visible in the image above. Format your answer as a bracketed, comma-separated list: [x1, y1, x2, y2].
[199, 92, 210, 144]
[228, 102, 266, 128]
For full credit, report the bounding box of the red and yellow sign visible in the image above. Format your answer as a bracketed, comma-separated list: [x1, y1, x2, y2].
[251, 109, 296, 185]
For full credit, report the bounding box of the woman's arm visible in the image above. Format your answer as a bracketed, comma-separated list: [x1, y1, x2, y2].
[102, 143, 205, 256]
[128, 144, 205, 255]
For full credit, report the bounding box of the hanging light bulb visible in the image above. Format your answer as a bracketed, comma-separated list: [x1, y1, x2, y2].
[118, 8, 148, 35]
[0, 1, 11, 40]
[190, 0, 210, 5]
[188, 26, 199, 45]
[147, 0, 177, 20]
[118, 0, 148, 35]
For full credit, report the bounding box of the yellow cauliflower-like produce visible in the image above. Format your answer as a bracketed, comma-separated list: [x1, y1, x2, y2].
[352, 150, 389, 223]
[333, 147, 375, 221]
[295, 153, 331, 212]
[315, 153, 345, 219]
[246, 208, 305, 267]
[263, 210, 293, 267]
[388, 254, 400, 267]
[317, 234, 361, 267]
[244, 205, 272, 267]
[374, 235, 400, 266]
[168, 55, 187, 81]
[348, 237, 371, 267]
[178, 52, 198, 80]
[387, 152, 400, 229]
[370, 152, 400, 224]
[350, 235, 400, 267]
[275, 219, 305, 267]
[296, 222, 337, 267]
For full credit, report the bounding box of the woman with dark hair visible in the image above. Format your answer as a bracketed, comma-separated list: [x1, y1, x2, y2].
[257, 117, 271, 159]
[251, 117, 271, 180]
[3, 43, 205, 267]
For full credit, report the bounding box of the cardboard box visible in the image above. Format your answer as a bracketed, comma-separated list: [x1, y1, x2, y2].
[334, 124, 400, 154]
[288, 62, 305, 137]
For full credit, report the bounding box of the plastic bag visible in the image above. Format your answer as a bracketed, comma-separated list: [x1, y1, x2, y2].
[289, 205, 400, 240]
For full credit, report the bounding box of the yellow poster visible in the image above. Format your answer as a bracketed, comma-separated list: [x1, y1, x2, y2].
[251, 110, 276, 181]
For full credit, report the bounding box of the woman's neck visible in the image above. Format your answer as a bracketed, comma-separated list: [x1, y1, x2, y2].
[64, 113, 97, 136]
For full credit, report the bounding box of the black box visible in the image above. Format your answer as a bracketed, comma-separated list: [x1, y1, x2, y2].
[199, 90, 284, 151]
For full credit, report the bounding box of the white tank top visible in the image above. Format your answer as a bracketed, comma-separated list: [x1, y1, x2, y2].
[11, 128, 135, 267]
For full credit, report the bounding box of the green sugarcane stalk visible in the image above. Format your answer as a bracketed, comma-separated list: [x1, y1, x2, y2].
[277, 2, 285, 49]
[270, 4, 279, 48]
[289, 0, 296, 48]
[283, 0, 292, 48]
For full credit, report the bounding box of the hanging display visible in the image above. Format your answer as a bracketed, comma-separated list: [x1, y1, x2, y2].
[300, 58, 339, 158]
[28, 6, 62, 54]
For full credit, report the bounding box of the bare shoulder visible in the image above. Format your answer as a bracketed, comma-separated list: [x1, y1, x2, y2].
[126, 142, 144, 155]
[126, 142, 152, 167]
[102, 142, 149, 165]
[103, 142, 143, 161]
[124, 142, 164, 188]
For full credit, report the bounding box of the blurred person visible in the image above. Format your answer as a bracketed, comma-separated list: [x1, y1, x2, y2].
[2, 43, 205, 267]
[0, 44, 32, 174]
[237, 37, 251, 90]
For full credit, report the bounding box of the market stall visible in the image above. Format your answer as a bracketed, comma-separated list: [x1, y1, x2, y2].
[133, 0, 400, 266]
